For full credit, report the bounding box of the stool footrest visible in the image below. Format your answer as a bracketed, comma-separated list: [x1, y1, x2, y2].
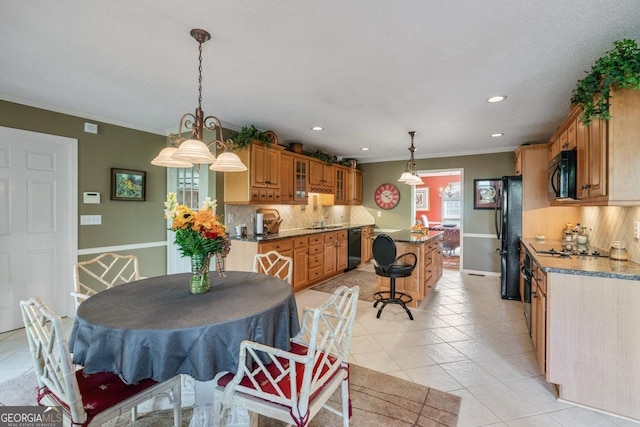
[372, 291, 414, 320]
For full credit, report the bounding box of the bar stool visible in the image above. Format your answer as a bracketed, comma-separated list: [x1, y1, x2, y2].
[371, 234, 417, 320]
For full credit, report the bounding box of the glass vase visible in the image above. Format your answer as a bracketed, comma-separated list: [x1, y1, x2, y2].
[190, 254, 211, 294]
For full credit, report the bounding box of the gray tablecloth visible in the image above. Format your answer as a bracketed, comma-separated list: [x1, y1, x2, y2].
[68, 271, 300, 384]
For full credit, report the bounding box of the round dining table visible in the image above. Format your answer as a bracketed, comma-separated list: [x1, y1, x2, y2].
[68, 271, 300, 384]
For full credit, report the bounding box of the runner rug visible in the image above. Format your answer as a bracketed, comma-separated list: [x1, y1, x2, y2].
[310, 269, 378, 302]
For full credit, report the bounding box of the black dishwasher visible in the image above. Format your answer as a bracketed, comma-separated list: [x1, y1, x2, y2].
[346, 228, 362, 271]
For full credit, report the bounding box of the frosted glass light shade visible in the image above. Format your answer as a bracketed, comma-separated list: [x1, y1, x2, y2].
[171, 139, 216, 163]
[209, 152, 248, 172]
[405, 174, 423, 185]
[398, 171, 414, 182]
[151, 147, 194, 167]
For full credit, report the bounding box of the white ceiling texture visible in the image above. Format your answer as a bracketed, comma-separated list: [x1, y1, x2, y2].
[1, 1, 640, 163]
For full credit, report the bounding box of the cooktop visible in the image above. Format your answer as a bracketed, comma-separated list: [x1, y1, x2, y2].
[529, 239, 609, 258]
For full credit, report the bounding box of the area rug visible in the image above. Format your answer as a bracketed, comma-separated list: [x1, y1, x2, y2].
[310, 269, 378, 302]
[0, 365, 460, 426]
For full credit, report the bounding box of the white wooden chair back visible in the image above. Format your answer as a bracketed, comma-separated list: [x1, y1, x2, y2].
[213, 285, 359, 427]
[72, 253, 141, 308]
[20, 296, 182, 427]
[252, 250, 293, 284]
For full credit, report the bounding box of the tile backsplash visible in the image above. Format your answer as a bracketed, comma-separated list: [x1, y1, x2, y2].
[224, 197, 374, 235]
[581, 206, 640, 263]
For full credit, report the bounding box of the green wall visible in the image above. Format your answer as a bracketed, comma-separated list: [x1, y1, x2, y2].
[0, 100, 169, 277]
[1, 99, 515, 275]
[360, 152, 515, 273]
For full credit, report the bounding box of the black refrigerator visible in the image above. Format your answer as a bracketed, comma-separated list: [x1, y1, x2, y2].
[495, 175, 522, 300]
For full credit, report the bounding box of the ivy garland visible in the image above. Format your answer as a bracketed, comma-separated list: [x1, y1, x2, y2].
[571, 39, 640, 125]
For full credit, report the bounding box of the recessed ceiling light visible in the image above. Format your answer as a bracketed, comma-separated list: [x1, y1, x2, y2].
[311, 126, 323, 131]
[491, 133, 504, 137]
[488, 96, 506, 103]
[361, 147, 370, 151]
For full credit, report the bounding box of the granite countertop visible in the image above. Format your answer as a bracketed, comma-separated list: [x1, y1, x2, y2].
[373, 229, 444, 244]
[230, 223, 374, 243]
[521, 238, 640, 281]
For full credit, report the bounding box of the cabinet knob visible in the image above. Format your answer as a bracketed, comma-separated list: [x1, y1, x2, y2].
[532, 291, 538, 298]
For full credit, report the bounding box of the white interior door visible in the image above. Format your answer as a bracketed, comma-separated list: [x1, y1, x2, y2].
[0, 127, 77, 332]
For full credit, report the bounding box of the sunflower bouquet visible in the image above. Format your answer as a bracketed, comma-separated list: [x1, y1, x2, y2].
[164, 193, 231, 260]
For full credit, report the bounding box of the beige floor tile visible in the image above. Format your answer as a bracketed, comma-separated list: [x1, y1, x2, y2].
[386, 346, 437, 369]
[449, 389, 501, 427]
[440, 359, 501, 388]
[351, 350, 401, 373]
[546, 406, 620, 426]
[404, 365, 463, 392]
[430, 325, 473, 342]
[467, 382, 541, 421]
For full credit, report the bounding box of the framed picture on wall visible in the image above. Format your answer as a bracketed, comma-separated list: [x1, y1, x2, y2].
[473, 178, 501, 209]
[415, 188, 429, 210]
[111, 168, 146, 201]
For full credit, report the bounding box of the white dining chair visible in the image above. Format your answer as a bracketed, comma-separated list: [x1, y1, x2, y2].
[71, 252, 143, 309]
[252, 250, 293, 285]
[20, 296, 182, 427]
[212, 285, 359, 427]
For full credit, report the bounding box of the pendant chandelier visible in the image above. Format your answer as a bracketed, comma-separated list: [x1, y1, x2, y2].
[151, 29, 247, 172]
[397, 131, 423, 185]
[439, 172, 461, 199]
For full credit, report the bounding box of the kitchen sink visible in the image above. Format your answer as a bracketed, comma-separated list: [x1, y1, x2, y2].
[304, 225, 344, 230]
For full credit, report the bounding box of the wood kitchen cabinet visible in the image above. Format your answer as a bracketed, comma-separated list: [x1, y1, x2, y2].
[347, 169, 363, 205]
[556, 88, 640, 205]
[308, 159, 334, 193]
[226, 228, 362, 291]
[546, 272, 640, 420]
[576, 115, 607, 200]
[292, 237, 308, 290]
[323, 231, 338, 276]
[361, 225, 373, 263]
[307, 234, 324, 284]
[293, 155, 309, 203]
[530, 259, 547, 376]
[223, 142, 284, 204]
[334, 165, 348, 205]
[280, 152, 294, 203]
[258, 238, 293, 259]
[336, 230, 348, 271]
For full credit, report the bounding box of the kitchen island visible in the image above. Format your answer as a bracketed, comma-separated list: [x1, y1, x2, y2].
[520, 238, 640, 422]
[373, 230, 444, 307]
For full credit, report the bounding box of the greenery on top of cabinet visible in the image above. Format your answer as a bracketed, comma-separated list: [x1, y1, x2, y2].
[311, 149, 336, 165]
[230, 125, 272, 150]
[571, 39, 640, 125]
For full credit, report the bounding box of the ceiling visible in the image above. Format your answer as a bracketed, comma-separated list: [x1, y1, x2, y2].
[1, 1, 639, 164]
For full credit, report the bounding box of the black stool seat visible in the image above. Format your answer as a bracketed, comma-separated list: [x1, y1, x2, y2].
[371, 234, 417, 320]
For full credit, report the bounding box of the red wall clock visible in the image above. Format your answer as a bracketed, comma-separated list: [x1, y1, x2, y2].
[374, 183, 401, 209]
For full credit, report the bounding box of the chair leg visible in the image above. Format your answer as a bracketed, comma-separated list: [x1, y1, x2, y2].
[341, 377, 350, 427]
[172, 381, 182, 427]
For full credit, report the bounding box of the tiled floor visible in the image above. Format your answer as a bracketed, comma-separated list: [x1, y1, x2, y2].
[1, 265, 638, 426]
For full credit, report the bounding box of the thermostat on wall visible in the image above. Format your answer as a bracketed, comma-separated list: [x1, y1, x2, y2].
[83, 192, 100, 204]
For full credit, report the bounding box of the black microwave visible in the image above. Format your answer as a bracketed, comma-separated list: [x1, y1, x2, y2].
[548, 150, 577, 200]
